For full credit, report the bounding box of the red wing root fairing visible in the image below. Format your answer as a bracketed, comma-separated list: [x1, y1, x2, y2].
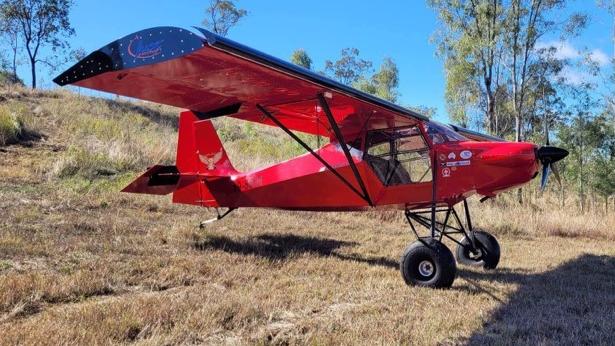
[55, 26, 569, 288]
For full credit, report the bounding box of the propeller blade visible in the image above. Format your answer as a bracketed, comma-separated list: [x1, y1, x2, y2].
[551, 162, 562, 187]
[540, 163, 550, 191]
[536, 146, 567, 191]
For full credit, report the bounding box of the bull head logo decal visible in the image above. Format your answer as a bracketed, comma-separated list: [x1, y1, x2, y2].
[198, 149, 224, 170]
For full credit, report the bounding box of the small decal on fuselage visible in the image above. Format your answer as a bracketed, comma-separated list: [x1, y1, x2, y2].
[448, 152, 456, 160]
[445, 160, 471, 167]
[460, 150, 473, 159]
[442, 168, 451, 177]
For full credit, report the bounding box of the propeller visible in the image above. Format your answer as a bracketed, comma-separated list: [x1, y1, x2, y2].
[536, 146, 569, 190]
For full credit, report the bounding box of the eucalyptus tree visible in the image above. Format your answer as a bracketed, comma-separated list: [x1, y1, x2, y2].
[290, 49, 313, 70]
[203, 0, 247, 37]
[0, 6, 19, 81]
[350, 57, 400, 103]
[324, 48, 373, 86]
[429, 0, 586, 141]
[371, 58, 400, 103]
[429, 0, 507, 135]
[0, 0, 74, 89]
[505, 0, 586, 142]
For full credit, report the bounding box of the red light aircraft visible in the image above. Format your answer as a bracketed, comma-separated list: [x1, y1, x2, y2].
[55, 27, 568, 288]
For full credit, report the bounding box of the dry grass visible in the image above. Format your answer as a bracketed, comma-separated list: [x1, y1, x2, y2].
[0, 102, 41, 146]
[1, 87, 614, 345]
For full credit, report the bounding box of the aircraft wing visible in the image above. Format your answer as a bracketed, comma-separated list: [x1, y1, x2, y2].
[54, 26, 428, 140]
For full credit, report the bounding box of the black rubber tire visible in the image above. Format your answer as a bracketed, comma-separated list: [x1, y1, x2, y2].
[400, 239, 456, 288]
[456, 230, 500, 270]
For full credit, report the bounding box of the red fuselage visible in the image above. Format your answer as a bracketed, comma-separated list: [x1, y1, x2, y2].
[176, 120, 539, 211]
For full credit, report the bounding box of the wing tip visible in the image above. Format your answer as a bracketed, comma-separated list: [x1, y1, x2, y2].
[54, 26, 207, 87]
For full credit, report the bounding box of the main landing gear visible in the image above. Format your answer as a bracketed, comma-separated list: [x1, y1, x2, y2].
[400, 199, 500, 288]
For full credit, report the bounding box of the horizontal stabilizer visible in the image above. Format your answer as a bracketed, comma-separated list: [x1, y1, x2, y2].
[122, 165, 180, 195]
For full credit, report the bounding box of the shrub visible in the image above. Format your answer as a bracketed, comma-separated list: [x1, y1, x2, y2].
[0, 105, 22, 146]
[0, 70, 24, 87]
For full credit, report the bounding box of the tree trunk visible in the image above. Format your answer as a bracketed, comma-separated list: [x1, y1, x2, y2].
[513, 71, 522, 204]
[30, 58, 37, 89]
[12, 48, 17, 79]
[486, 89, 496, 134]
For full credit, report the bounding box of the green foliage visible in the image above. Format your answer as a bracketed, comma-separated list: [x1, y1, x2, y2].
[429, 0, 587, 140]
[353, 77, 377, 95]
[324, 48, 373, 86]
[324, 50, 403, 103]
[591, 156, 615, 199]
[444, 57, 479, 127]
[352, 57, 400, 103]
[290, 49, 312, 70]
[370, 58, 399, 102]
[430, 0, 506, 133]
[557, 110, 615, 207]
[203, 0, 247, 36]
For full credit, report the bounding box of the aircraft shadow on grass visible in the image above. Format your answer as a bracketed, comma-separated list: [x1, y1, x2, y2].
[193, 233, 398, 269]
[462, 253, 615, 344]
[194, 233, 615, 343]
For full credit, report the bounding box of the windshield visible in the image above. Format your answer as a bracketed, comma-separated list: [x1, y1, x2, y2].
[425, 122, 468, 144]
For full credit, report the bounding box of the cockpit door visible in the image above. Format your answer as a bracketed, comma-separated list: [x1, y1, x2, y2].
[364, 126, 433, 187]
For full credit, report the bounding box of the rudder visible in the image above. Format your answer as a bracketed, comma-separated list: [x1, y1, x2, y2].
[173, 111, 238, 207]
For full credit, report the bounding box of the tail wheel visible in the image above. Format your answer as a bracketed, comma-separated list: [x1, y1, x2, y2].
[400, 239, 456, 288]
[456, 230, 500, 270]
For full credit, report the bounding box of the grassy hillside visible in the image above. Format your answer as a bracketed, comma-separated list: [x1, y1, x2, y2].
[1, 86, 614, 344]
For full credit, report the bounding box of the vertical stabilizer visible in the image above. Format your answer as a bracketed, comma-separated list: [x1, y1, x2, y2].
[176, 111, 237, 176]
[172, 111, 238, 207]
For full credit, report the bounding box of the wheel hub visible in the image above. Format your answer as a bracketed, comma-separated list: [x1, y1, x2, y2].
[469, 248, 483, 260]
[418, 260, 435, 277]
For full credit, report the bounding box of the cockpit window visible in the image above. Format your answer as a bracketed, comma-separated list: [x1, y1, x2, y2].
[426, 122, 467, 144]
[365, 126, 432, 186]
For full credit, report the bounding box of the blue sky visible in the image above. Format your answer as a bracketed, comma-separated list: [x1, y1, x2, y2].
[18, 0, 614, 122]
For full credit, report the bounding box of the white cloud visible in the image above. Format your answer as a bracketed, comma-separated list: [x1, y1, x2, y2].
[535, 41, 610, 86]
[589, 49, 610, 66]
[535, 41, 580, 60]
[559, 66, 589, 86]
[536, 41, 611, 66]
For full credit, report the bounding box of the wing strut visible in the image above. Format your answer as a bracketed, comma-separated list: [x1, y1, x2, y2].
[316, 94, 373, 206]
[255, 103, 373, 206]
